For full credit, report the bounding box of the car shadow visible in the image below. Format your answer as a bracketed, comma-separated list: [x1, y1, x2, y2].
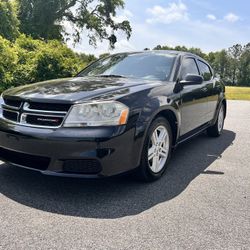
[0, 129, 235, 219]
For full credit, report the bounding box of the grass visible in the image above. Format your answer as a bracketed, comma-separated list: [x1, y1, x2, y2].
[226, 86, 250, 100]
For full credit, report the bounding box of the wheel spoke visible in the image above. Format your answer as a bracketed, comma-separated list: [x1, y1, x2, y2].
[152, 155, 159, 172]
[151, 131, 158, 145]
[159, 147, 168, 158]
[148, 146, 155, 161]
[158, 129, 167, 143]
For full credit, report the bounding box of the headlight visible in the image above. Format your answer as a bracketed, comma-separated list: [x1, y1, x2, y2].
[63, 101, 129, 127]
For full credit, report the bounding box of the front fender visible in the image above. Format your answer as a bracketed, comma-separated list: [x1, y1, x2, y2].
[132, 96, 181, 166]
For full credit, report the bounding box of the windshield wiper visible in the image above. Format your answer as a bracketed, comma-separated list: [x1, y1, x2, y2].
[96, 74, 126, 78]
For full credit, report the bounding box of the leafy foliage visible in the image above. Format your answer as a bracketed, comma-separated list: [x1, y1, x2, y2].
[17, 0, 132, 48]
[0, 35, 94, 92]
[209, 44, 250, 86]
[0, 0, 20, 41]
[0, 36, 18, 92]
[238, 44, 250, 86]
[154, 45, 206, 58]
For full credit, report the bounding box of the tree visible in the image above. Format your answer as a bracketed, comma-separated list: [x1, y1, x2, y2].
[77, 53, 97, 65]
[12, 35, 87, 86]
[0, 36, 18, 91]
[208, 50, 230, 83]
[0, 0, 20, 41]
[228, 44, 243, 85]
[17, 0, 132, 48]
[154, 45, 172, 50]
[34, 40, 84, 81]
[238, 43, 250, 86]
[99, 52, 110, 59]
[188, 47, 206, 58]
[153, 44, 206, 57]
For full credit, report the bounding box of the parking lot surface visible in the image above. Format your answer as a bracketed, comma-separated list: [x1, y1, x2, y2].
[0, 101, 249, 250]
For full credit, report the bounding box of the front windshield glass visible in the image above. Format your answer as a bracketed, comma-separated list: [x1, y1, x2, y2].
[78, 53, 177, 81]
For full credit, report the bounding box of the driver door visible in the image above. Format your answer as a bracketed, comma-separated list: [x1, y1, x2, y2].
[179, 57, 209, 136]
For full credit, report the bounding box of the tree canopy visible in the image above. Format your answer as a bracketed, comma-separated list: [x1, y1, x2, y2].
[0, 34, 95, 92]
[17, 0, 132, 47]
[0, 0, 20, 41]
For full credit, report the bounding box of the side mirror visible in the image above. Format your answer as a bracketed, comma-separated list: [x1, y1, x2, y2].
[180, 74, 203, 85]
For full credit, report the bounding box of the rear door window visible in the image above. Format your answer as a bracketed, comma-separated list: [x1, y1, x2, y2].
[197, 60, 212, 81]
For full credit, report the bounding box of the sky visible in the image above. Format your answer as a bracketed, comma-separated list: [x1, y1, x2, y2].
[67, 0, 250, 56]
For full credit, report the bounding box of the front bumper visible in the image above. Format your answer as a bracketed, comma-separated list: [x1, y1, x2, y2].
[0, 119, 142, 177]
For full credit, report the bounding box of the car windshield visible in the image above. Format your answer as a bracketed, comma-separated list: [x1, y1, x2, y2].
[78, 52, 177, 81]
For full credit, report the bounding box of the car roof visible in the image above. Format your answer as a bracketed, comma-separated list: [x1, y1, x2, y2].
[114, 50, 206, 61]
[109, 50, 211, 68]
[140, 50, 210, 65]
[142, 50, 193, 56]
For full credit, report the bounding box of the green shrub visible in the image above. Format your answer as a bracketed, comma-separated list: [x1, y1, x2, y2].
[34, 40, 86, 81]
[11, 35, 41, 86]
[0, 36, 18, 92]
[0, 35, 90, 92]
[0, 0, 20, 42]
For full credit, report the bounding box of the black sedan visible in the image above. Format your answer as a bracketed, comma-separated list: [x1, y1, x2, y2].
[0, 51, 226, 181]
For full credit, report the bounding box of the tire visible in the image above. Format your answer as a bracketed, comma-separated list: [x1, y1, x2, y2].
[207, 104, 225, 137]
[137, 117, 172, 182]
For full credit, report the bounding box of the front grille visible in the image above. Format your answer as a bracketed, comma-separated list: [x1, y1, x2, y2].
[2, 109, 18, 122]
[28, 102, 71, 112]
[1, 97, 71, 128]
[0, 147, 50, 171]
[25, 114, 64, 127]
[63, 159, 102, 174]
[3, 98, 22, 108]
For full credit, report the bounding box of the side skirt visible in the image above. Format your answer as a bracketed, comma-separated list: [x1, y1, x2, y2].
[174, 122, 211, 147]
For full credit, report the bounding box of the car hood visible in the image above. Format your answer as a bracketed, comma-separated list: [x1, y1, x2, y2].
[3, 77, 162, 103]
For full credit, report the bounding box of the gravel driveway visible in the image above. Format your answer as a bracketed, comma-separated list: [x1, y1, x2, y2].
[0, 100, 249, 250]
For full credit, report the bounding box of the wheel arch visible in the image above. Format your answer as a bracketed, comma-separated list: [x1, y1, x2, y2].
[212, 97, 227, 125]
[133, 106, 180, 175]
[153, 109, 179, 146]
[222, 98, 227, 118]
[139, 106, 180, 148]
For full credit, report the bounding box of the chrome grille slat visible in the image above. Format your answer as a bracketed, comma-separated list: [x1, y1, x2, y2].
[1, 98, 71, 128]
[28, 101, 71, 112]
[2, 104, 20, 110]
[23, 102, 67, 115]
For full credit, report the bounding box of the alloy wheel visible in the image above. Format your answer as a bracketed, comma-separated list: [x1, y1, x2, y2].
[217, 106, 224, 133]
[148, 125, 170, 173]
